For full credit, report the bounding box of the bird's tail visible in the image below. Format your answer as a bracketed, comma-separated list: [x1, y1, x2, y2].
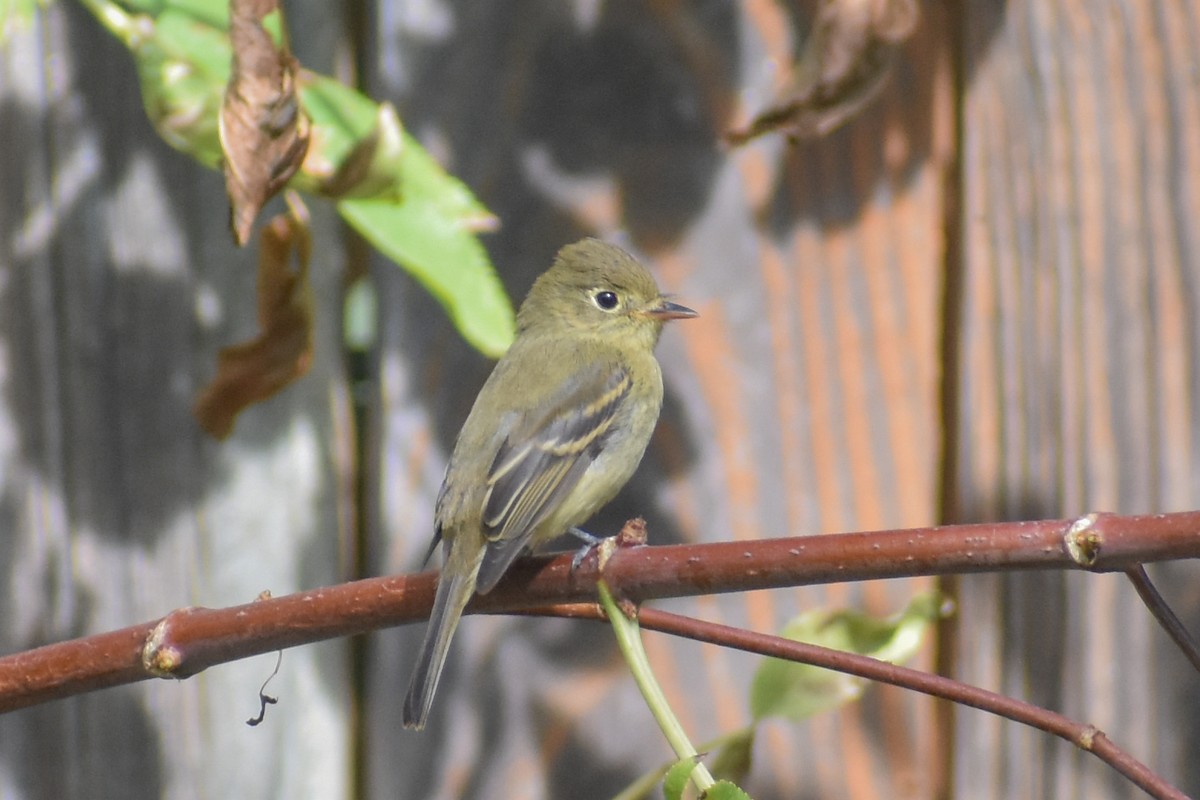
[402, 546, 481, 730]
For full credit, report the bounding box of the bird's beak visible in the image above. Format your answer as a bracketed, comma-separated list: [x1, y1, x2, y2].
[641, 298, 698, 321]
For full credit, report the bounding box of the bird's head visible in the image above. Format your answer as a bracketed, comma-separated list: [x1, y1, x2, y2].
[519, 238, 696, 347]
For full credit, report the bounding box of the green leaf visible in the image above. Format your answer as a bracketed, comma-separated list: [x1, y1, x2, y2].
[82, 0, 514, 356]
[112, 0, 283, 36]
[120, 6, 231, 167]
[298, 73, 517, 357]
[295, 76, 394, 195]
[663, 756, 702, 800]
[703, 780, 754, 800]
[339, 197, 514, 357]
[118, 0, 224, 28]
[706, 727, 755, 785]
[749, 593, 943, 722]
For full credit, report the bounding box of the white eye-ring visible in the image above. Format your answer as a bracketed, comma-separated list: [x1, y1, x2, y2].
[593, 290, 619, 311]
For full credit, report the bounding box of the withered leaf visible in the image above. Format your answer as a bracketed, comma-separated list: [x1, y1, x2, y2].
[726, 0, 919, 145]
[221, 0, 311, 245]
[194, 195, 314, 439]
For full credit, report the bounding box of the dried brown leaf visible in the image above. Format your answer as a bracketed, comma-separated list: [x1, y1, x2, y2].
[220, 0, 311, 245]
[726, 0, 919, 145]
[194, 195, 314, 439]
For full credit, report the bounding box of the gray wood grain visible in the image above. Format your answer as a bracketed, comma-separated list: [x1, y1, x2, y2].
[0, 4, 353, 799]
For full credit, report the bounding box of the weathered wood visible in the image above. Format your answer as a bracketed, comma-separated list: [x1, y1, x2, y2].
[953, 1, 1200, 798]
[368, 2, 951, 797]
[0, 4, 353, 799]
[3, 1, 1196, 798]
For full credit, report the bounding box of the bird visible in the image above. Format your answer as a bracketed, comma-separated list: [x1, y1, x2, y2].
[402, 237, 697, 729]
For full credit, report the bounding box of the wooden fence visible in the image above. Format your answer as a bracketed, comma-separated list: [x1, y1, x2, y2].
[1, 1, 1197, 798]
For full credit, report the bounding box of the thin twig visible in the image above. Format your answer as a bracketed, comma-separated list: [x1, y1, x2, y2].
[1124, 565, 1200, 675]
[520, 603, 1189, 800]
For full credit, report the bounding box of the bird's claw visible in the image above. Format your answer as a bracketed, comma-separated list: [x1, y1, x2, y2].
[568, 527, 604, 571]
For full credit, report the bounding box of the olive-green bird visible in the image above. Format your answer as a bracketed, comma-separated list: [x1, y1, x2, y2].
[402, 238, 696, 729]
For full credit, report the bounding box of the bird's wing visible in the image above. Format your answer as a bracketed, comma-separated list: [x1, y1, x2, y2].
[475, 361, 631, 592]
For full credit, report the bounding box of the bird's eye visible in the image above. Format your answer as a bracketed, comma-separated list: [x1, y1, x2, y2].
[593, 291, 619, 311]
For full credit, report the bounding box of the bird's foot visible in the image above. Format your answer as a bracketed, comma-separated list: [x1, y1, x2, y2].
[568, 527, 604, 571]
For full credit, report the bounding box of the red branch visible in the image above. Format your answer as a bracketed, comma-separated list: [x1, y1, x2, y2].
[1124, 566, 1200, 674]
[1, 511, 1198, 716]
[519, 603, 1189, 800]
[633, 609, 1190, 800]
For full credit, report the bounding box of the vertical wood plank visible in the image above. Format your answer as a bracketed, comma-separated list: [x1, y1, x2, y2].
[0, 5, 354, 799]
[955, 0, 1200, 797]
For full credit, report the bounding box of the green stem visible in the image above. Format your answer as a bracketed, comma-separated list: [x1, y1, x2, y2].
[598, 580, 715, 795]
